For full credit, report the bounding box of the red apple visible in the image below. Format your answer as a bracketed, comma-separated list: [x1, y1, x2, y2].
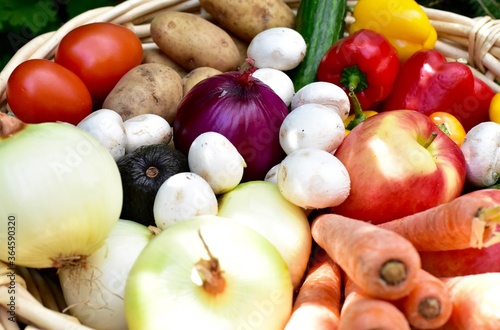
[332, 109, 466, 224]
[419, 244, 500, 278]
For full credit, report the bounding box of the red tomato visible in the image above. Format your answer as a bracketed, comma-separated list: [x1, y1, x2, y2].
[6, 59, 92, 125]
[54, 22, 143, 107]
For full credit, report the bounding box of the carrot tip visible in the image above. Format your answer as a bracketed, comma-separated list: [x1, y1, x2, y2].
[418, 297, 441, 320]
[379, 260, 407, 286]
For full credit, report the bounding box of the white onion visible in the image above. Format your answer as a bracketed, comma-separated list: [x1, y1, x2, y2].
[125, 215, 293, 330]
[0, 114, 123, 268]
[217, 180, 312, 289]
[59, 220, 152, 330]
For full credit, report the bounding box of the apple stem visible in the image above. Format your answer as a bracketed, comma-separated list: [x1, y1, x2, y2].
[0, 113, 26, 139]
[422, 131, 439, 149]
[194, 229, 226, 295]
[379, 260, 407, 286]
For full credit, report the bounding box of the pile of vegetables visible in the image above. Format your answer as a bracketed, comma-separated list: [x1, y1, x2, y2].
[1, 0, 500, 329]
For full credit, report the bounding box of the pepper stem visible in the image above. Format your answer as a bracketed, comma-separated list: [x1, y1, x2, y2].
[192, 229, 226, 295]
[340, 66, 368, 93]
[0, 113, 26, 139]
[345, 88, 367, 131]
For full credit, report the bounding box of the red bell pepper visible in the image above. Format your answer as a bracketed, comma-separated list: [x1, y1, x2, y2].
[317, 29, 400, 111]
[381, 49, 495, 131]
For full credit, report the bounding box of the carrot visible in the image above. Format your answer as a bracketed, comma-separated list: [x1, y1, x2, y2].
[284, 247, 342, 330]
[311, 213, 421, 300]
[379, 189, 500, 251]
[393, 269, 452, 329]
[419, 243, 500, 277]
[338, 278, 411, 330]
[438, 273, 500, 330]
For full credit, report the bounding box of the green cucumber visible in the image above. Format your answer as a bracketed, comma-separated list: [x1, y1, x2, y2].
[290, 0, 347, 92]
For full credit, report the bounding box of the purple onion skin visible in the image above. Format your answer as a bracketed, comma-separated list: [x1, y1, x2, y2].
[172, 71, 289, 182]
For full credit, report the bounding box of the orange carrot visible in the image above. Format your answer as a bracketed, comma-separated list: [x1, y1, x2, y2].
[438, 273, 500, 330]
[338, 278, 411, 330]
[311, 213, 421, 300]
[419, 243, 500, 277]
[379, 189, 500, 251]
[284, 247, 342, 330]
[394, 269, 452, 329]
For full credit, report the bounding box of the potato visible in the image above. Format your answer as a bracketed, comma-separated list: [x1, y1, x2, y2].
[228, 32, 249, 68]
[102, 63, 183, 123]
[150, 11, 241, 72]
[182, 67, 222, 96]
[143, 48, 188, 78]
[199, 0, 295, 42]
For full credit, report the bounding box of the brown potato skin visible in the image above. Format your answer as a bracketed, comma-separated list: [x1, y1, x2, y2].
[142, 48, 188, 78]
[102, 63, 183, 124]
[150, 11, 241, 72]
[199, 0, 295, 42]
[182, 67, 222, 96]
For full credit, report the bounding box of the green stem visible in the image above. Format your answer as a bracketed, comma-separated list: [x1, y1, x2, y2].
[340, 66, 368, 93]
[422, 132, 438, 149]
[346, 88, 366, 131]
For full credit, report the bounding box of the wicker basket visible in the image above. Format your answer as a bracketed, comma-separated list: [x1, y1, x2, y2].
[0, 0, 499, 328]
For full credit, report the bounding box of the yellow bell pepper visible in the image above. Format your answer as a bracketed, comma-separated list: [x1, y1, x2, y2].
[489, 92, 500, 124]
[349, 0, 438, 61]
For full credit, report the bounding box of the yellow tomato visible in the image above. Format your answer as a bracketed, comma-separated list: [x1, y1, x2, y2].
[429, 112, 466, 147]
[489, 92, 500, 124]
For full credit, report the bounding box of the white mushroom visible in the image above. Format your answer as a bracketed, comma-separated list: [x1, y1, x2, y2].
[123, 113, 172, 154]
[264, 163, 281, 184]
[247, 27, 307, 71]
[279, 103, 345, 154]
[76, 109, 127, 161]
[277, 148, 351, 209]
[253, 68, 295, 107]
[153, 172, 218, 230]
[460, 121, 500, 187]
[291, 81, 350, 121]
[188, 132, 246, 194]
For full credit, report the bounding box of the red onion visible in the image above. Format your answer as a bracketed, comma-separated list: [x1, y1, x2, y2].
[172, 66, 289, 181]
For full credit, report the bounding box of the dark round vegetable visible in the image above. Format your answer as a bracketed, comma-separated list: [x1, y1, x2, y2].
[117, 144, 189, 226]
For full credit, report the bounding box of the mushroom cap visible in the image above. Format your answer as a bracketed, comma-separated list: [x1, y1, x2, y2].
[291, 82, 350, 120]
[461, 121, 500, 187]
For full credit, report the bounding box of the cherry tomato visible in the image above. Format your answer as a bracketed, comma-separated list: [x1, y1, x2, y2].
[6, 59, 92, 125]
[429, 111, 466, 146]
[489, 92, 500, 124]
[55, 22, 143, 107]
